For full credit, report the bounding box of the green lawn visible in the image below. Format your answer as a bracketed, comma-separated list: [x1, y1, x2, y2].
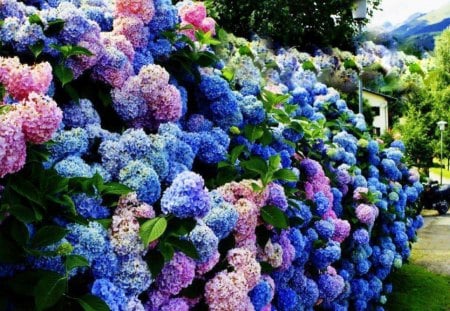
[387, 263, 450, 311]
[430, 166, 450, 180]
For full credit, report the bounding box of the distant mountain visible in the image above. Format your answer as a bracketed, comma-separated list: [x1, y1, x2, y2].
[367, 3, 450, 56]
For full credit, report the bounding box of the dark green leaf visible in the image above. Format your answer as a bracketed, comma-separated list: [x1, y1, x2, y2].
[44, 19, 65, 36]
[196, 51, 219, 67]
[97, 219, 112, 230]
[9, 271, 48, 296]
[230, 145, 246, 164]
[65, 254, 89, 271]
[48, 194, 76, 215]
[260, 261, 274, 273]
[0, 234, 22, 263]
[302, 60, 316, 72]
[77, 294, 110, 311]
[29, 40, 44, 58]
[217, 28, 228, 41]
[139, 217, 167, 247]
[50, 44, 93, 58]
[166, 218, 196, 237]
[240, 157, 267, 176]
[10, 178, 43, 207]
[9, 204, 38, 223]
[53, 64, 73, 87]
[31, 226, 69, 248]
[167, 237, 199, 260]
[273, 169, 299, 182]
[260, 205, 289, 229]
[9, 219, 29, 246]
[34, 272, 67, 311]
[260, 129, 273, 145]
[158, 242, 174, 262]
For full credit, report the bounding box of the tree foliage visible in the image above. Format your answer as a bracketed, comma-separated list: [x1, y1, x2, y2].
[205, 0, 381, 50]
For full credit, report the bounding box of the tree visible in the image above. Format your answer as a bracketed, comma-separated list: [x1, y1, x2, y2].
[205, 0, 381, 51]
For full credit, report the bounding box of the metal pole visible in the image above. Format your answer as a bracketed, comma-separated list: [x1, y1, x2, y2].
[357, 22, 363, 115]
[440, 129, 443, 185]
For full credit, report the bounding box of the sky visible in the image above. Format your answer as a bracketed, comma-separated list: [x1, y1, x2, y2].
[368, 0, 450, 27]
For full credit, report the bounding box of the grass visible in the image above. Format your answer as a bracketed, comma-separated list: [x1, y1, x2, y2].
[430, 167, 450, 180]
[386, 263, 450, 311]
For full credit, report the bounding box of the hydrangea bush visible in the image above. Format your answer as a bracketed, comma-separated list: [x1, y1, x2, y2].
[0, 0, 423, 310]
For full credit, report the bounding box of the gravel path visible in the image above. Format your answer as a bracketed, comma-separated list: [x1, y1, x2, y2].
[411, 210, 450, 275]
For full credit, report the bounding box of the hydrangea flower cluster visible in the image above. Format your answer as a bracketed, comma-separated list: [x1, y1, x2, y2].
[0, 57, 62, 177]
[0, 1, 425, 310]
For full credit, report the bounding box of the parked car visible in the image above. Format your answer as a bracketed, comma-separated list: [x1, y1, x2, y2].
[420, 180, 450, 215]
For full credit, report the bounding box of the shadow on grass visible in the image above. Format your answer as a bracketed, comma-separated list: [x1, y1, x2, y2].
[387, 263, 450, 311]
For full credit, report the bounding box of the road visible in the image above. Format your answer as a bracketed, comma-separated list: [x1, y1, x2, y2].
[411, 210, 450, 275]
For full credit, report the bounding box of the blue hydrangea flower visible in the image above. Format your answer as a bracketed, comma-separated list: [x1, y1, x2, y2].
[54, 156, 93, 178]
[188, 224, 219, 263]
[276, 286, 298, 311]
[197, 128, 230, 164]
[114, 255, 152, 296]
[249, 279, 273, 311]
[49, 128, 89, 160]
[203, 201, 238, 240]
[312, 241, 341, 270]
[239, 95, 265, 125]
[314, 220, 335, 240]
[118, 160, 161, 204]
[62, 99, 101, 128]
[72, 193, 110, 219]
[161, 171, 210, 218]
[91, 278, 127, 311]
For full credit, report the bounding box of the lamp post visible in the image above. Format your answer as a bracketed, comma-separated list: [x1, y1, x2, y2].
[437, 121, 447, 185]
[352, 0, 367, 115]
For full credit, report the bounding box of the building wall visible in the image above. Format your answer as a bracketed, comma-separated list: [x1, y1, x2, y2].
[363, 91, 389, 135]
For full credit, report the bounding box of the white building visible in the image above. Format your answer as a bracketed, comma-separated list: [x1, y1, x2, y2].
[362, 89, 395, 136]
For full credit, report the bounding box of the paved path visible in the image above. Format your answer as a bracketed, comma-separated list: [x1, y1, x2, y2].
[411, 210, 450, 275]
[429, 172, 450, 184]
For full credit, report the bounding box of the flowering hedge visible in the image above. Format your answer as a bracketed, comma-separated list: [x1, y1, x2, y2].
[0, 0, 423, 310]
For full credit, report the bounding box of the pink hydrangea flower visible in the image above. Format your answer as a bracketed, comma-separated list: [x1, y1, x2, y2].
[258, 240, 283, 268]
[113, 17, 149, 49]
[197, 250, 220, 275]
[0, 111, 26, 178]
[227, 248, 261, 290]
[199, 17, 216, 35]
[355, 204, 379, 225]
[115, 0, 155, 24]
[205, 271, 249, 311]
[218, 179, 268, 208]
[353, 187, 369, 201]
[20, 93, 63, 144]
[0, 57, 52, 100]
[179, 2, 207, 27]
[233, 198, 259, 245]
[156, 252, 196, 295]
[330, 218, 351, 243]
[150, 84, 182, 122]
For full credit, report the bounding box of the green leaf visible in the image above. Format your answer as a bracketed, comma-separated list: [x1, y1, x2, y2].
[167, 237, 199, 260]
[9, 204, 38, 223]
[50, 44, 94, 59]
[166, 218, 196, 237]
[217, 28, 228, 41]
[9, 219, 29, 246]
[302, 60, 316, 72]
[65, 254, 89, 271]
[244, 124, 264, 142]
[273, 169, 299, 182]
[48, 194, 76, 215]
[268, 155, 281, 172]
[45, 19, 65, 36]
[31, 226, 69, 248]
[344, 59, 358, 70]
[221, 67, 235, 81]
[97, 219, 112, 230]
[99, 182, 132, 196]
[53, 64, 73, 87]
[240, 157, 268, 176]
[78, 294, 110, 311]
[0, 234, 22, 263]
[28, 14, 44, 27]
[260, 129, 273, 145]
[34, 272, 67, 311]
[196, 51, 219, 67]
[239, 45, 253, 58]
[139, 217, 167, 247]
[260, 205, 289, 229]
[158, 242, 174, 261]
[10, 177, 43, 207]
[230, 145, 246, 164]
[9, 271, 48, 296]
[29, 40, 44, 58]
